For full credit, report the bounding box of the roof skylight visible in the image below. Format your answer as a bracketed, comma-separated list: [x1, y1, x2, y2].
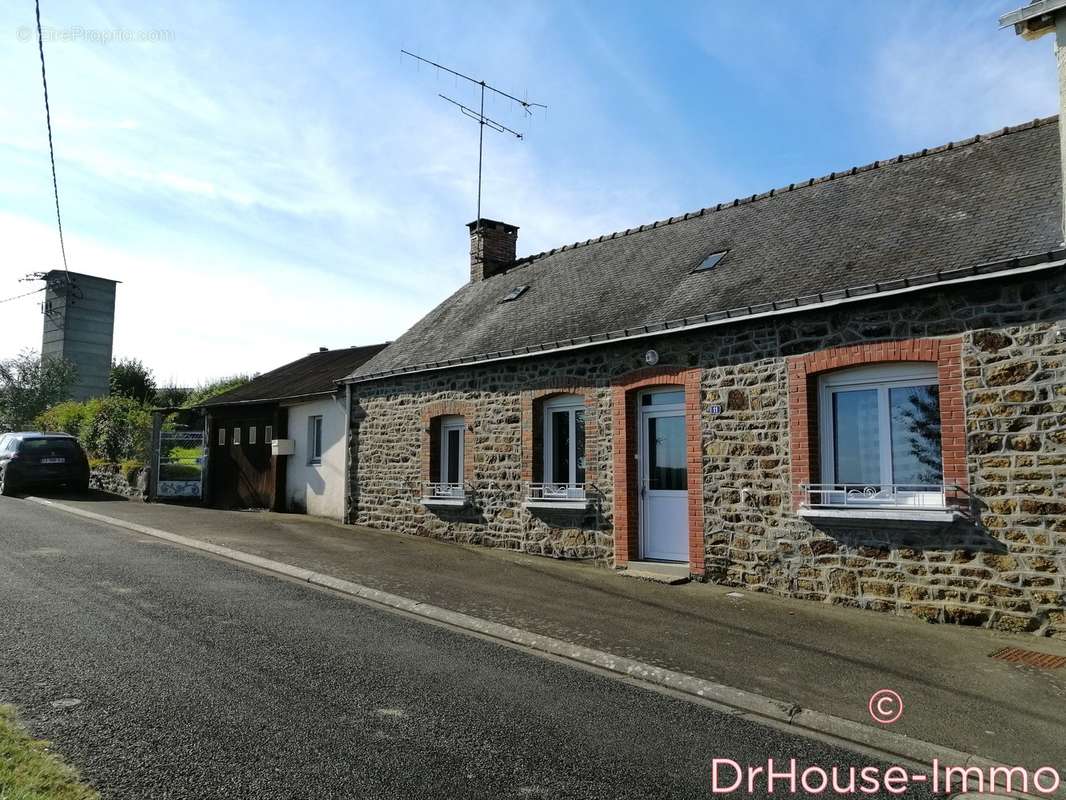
[500, 285, 529, 303]
[692, 250, 728, 273]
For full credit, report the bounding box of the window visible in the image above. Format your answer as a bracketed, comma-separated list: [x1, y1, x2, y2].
[439, 416, 465, 486]
[248, 426, 257, 445]
[232, 427, 241, 446]
[218, 428, 226, 446]
[641, 390, 685, 407]
[308, 416, 323, 465]
[500, 285, 529, 303]
[692, 250, 728, 273]
[542, 396, 586, 489]
[819, 363, 942, 506]
[265, 425, 273, 444]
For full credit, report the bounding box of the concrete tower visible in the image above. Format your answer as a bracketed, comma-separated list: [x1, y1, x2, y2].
[40, 270, 118, 401]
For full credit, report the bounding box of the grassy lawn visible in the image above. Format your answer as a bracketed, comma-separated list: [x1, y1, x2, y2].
[0, 706, 97, 800]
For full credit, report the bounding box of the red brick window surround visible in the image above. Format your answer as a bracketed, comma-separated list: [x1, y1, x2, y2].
[420, 401, 476, 488]
[520, 385, 600, 488]
[787, 338, 966, 510]
[611, 367, 704, 573]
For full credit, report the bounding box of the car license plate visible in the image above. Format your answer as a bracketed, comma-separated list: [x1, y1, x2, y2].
[40, 457, 66, 464]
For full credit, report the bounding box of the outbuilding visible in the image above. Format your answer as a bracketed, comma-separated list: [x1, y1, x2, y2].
[197, 344, 386, 519]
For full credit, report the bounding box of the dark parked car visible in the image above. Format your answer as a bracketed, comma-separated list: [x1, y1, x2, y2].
[0, 432, 91, 496]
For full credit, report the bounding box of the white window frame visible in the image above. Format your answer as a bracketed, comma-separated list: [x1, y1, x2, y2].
[217, 427, 226, 447]
[265, 425, 273, 445]
[232, 426, 241, 446]
[438, 415, 465, 487]
[308, 415, 323, 465]
[542, 395, 586, 498]
[248, 426, 257, 445]
[818, 362, 942, 507]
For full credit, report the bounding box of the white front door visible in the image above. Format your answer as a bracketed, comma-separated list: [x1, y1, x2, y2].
[638, 391, 689, 562]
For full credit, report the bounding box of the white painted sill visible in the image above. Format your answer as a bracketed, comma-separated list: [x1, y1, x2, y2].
[421, 496, 467, 508]
[523, 499, 589, 512]
[798, 507, 961, 525]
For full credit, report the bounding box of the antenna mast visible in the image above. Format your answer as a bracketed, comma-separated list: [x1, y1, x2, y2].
[401, 50, 546, 223]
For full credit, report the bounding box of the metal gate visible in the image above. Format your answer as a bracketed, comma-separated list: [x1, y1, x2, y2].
[156, 430, 205, 499]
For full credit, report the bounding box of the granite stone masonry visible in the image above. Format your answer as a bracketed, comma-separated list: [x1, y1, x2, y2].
[349, 271, 1066, 637]
[89, 463, 146, 498]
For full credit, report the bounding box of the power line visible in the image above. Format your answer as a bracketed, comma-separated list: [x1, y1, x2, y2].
[0, 286, 46, 305]
[35, 0, 70, 281]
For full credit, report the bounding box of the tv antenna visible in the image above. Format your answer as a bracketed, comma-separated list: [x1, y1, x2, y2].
[401, 50, 546, 224]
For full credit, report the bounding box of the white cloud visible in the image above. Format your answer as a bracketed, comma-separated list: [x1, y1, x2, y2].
[871, 2, 1058, 146]
[0, 0, 678, 383]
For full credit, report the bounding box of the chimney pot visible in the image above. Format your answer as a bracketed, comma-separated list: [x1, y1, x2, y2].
[468, 218, 519, 281]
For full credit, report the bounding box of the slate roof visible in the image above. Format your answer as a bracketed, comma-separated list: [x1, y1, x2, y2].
[199, 344, 389, 407]
[349, 117, 1063, 383]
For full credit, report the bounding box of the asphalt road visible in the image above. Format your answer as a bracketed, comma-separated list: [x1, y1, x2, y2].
[0, 496, 933, 800]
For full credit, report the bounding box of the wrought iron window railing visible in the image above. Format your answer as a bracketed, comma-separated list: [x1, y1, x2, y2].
[526, 482, 587, 503]
[422, 481, 466, 502]
[799, 483, 966, 511]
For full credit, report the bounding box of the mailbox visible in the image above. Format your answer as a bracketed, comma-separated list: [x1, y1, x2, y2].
[271, 438, 295, 456]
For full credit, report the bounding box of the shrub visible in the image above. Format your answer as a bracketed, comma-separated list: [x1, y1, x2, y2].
[34, 396, 152, 464]
[83, 396, 153, 463]
[120, 458, 143, 486]
[35, 400, 91, 438]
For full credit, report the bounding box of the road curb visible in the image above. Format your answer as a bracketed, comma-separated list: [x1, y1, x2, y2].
[28, 496, 1051, 790]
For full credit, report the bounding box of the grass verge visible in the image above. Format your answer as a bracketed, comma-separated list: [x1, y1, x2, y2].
[0, 705, 97, 800]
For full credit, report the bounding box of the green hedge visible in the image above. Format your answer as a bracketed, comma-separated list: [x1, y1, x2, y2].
[35, 396, 152, 463]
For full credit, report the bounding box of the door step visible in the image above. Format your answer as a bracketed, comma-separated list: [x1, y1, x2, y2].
[619, 561, 690, 585]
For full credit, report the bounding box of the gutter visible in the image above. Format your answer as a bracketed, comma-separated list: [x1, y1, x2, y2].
[343, 248, 1066, 385]
[195, 389, 336, 411]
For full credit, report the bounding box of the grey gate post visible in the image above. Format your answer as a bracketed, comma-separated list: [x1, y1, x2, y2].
[148, 411, 163, 503]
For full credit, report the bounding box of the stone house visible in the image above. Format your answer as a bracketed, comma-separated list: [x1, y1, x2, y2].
[342, 116, 1065, 637]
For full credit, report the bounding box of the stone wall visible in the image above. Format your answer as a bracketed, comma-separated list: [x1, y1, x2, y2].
[89, 463, 146, 498]
[349, 269, 1066, 636]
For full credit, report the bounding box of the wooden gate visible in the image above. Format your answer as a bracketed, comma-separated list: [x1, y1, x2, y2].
[209, 413, 276, 509]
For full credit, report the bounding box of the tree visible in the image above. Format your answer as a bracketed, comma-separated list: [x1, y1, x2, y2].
[183, 374, 255, 408]
[155, 384, 192, 408]
[110, 357, 156, 404]
[0, 349, 78, 432]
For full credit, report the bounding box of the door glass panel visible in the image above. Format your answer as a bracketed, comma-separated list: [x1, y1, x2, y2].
[889, 384, 942, 485]
[550, 410, 570, 484]
[832, 389, 879, 485]
[648, 415, 687, 490]
[446, 428, 461, 484]
[575, 410, 586, 485]
[642, 391, 684, 407]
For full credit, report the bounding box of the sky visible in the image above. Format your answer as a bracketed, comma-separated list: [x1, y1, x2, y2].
[0, 0, 1058, 386]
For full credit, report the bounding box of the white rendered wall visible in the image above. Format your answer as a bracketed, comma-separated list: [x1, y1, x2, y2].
[285, 395, 346, 521]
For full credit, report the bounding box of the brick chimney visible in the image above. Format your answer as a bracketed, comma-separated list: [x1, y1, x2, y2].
[1001, 0, 1066, 240]
[468, 218, 518, 282]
